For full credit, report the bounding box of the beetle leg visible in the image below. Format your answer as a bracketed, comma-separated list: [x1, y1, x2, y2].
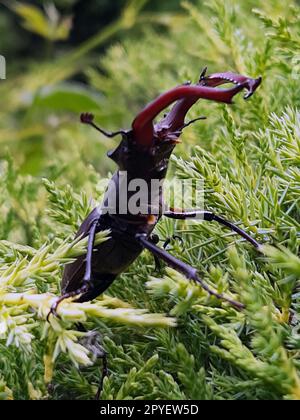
[47, 221, 98, 321]
[150, 234, 184, 269]
[163, 235, 183, 250]
[46, 285, 87, 321]
[95, 351, 108, 400]
[82, 220, 98, 284]
[78, 327, 108, 400]
[149, 234, 162, 271]
[136, 234, 244, 309]
[163, 209, 260, 249]
[80, 113, 127, 138]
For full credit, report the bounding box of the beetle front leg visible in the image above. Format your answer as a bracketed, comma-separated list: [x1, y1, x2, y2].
[149, 234, 162, 271]
[164, 208, 260, 249]
[136, 234, 244, 310]
[47, 221, 98, 321]
[82, 220, 98, 284]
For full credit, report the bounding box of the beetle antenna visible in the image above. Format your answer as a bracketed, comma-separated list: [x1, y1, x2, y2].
[180, 116, 207, 130]
[80, 113, 127, 138]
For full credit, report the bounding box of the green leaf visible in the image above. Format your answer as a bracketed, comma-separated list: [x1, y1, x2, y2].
[33, 83, 103, 113]
[9, 1, 72, 41]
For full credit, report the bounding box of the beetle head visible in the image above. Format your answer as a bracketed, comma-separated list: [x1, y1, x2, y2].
[107, 130, 175, 180]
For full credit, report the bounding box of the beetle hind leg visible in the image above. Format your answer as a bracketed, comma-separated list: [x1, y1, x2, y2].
[95, 351, 108, 400]
[136, 233, 244, 310]
[79, 328, 108, 400]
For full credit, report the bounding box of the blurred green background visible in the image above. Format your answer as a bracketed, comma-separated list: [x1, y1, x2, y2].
[1, 0, 188, 63]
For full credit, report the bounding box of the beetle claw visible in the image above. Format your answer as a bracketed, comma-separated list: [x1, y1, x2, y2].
[46, 301, 60, 322]
[163, 235, 184, 250]
[243, 76, 262, 99]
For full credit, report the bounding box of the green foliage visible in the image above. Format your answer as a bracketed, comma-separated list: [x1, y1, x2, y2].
[1, 0, 300, 400]
[8, 1, 73, 41]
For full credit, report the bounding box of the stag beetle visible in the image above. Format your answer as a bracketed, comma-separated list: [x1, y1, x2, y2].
[48, 68, 261, 394]
[48, 67, 261, 318]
